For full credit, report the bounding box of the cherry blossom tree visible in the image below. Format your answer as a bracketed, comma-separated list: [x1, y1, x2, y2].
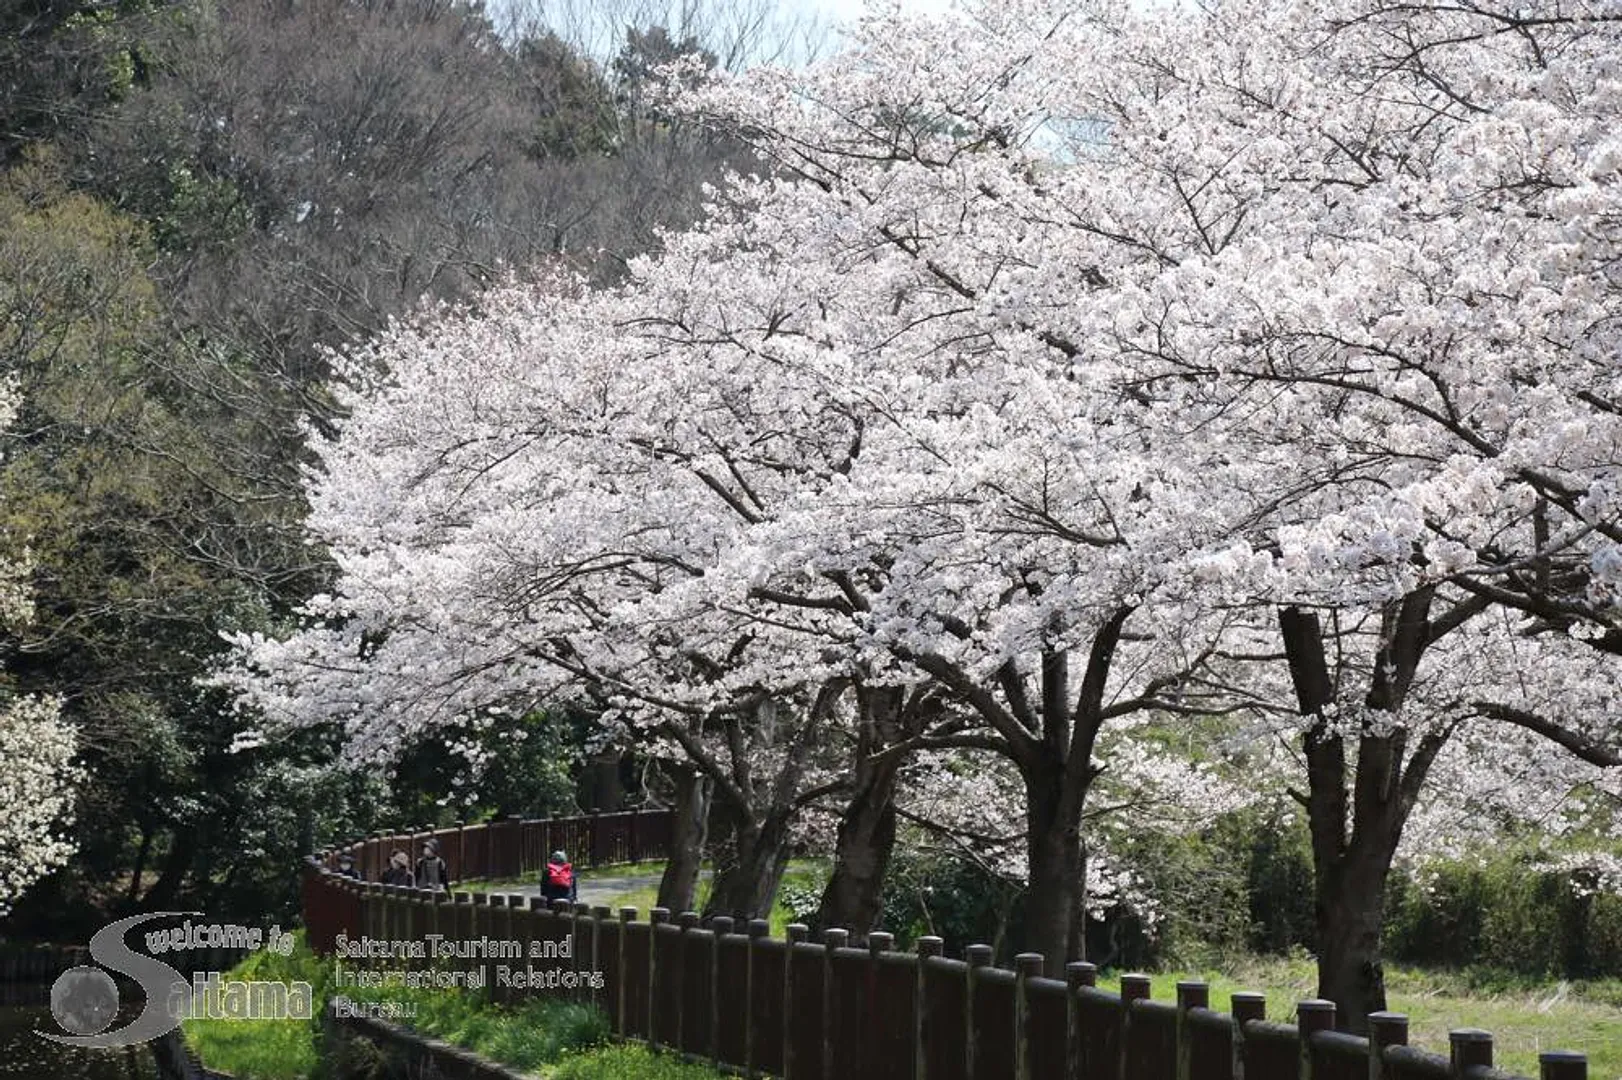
[670, 0, 1621, 1022]
[218, 0, 1622, 1027]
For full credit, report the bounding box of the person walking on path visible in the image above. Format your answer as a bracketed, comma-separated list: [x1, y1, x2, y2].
[380, 849, 415, 887]
[541, 850, 577, 904]
[334, 852, 362, 880]
[415, 839, 451, 892]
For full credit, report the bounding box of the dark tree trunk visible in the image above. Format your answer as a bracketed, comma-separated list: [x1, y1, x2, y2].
[581, 751, 626, 812]
[1068, 839, 1090, 969]
[813, 775, 897, 938]
[142, 825, 198, 911]
[1279, 597, 1451, 1034]
[127, 822, 153, 907]
[1316, 851, 1393, 1030]
[1017, 614, 1124, 975]
[657, 764, 709, 913]
[905, 613, 1121, 976]
[1022, 756, 1087, 973]
[704, 809, 792, 921]
[814, 686, 907, 939]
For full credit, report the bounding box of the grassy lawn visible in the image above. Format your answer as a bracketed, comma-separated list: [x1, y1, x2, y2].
[1097, 954, 1622, 1079]
[583, 859, 828, 937]
[458, 858, 831, 939]
[182, 932, 729, 1080]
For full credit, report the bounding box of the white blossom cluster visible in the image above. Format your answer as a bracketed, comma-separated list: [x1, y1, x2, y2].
[0, 382, 78, 914]
[214, 0, 1622, 910]
[0, 695, 79, 915]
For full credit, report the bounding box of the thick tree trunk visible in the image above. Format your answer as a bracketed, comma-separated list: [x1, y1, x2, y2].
[1023, 758, 1086, 973]
[581, 751, 626, 812]
[704, 810, 792, 921]
[1279, 599, 1444, 1034]
[1316, 853, 1392, 1032]
[813, 763, 898, 938]
[814, 686, 907, 939]
[142, 825, 197, 911]
[1068, 841, 1090, 968]
[657, 765, 709, 913]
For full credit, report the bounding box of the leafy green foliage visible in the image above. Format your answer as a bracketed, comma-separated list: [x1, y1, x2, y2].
[1387, 846, 1622, 979]
[878, 841, 1023, 958]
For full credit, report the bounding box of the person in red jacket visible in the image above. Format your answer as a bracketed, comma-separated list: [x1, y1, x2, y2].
[541, 850, 577, 904]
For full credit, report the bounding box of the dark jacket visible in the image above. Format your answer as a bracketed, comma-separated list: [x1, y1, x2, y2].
[380, 865, 414, 888]
[541, 859, 577, 903]
[415, 855, 450, 891]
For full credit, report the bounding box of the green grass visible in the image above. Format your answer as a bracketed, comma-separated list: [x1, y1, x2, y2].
[589, 858, 830, 937]
[182, 931, 729, 1080]
[181, 935, 332, 1080]
[1101, 954, 1622, 1079]
[549, 1043, 742, 1079]
[182, 1012, 319, 1080]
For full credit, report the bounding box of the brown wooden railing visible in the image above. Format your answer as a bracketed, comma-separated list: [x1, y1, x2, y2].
[314, 809, 675, 885]
[300, 813, 1591, 1080]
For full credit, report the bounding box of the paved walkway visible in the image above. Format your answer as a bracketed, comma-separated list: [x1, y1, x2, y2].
[500, 868, 712, 908]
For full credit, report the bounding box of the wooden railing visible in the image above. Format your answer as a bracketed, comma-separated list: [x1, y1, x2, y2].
[300, 811, 1591, 1080]
[314, 809, 675, 885]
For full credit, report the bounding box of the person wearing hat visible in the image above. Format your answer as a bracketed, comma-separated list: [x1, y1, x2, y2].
[541, 850, 577, 904]
[415, 838, 451, 892]
[381, 849, 415, 887]
[334, 852, 363, 880]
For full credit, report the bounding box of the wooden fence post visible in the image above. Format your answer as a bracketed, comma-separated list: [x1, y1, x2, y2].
[1014, 953, 1043, 1080]
[1297, 1000, 1336, 1080]
[1368, 1011, 1407, 1080]
[1231, 991, 1265, 1080]
[824, 929, 849, 1080]
[471, 893, 492, 990]
[1540, 1051, 1587, 1080]
[490, 895, 509, 1003]
[591, 905, 610, 1011]
[715, 916, 736, 1073]
[916, 937, 944, 1080]
[568, 901, 588, 1003]
[747, 917, 769, 1078]
[678, 912, 700, 1056]
[1450, 1030, 1493, 1078]
[784, 923, 809, 1080]
[618, 906, 636, 1038]
[965, 944, 993, 1080]
[451, 891, 471, 955]
[1119, 974, 1151, 1080]
[1176, 981, 1209, 1080]
[649, 907, 670, 1053]
[1066, 961, 1097, 1080]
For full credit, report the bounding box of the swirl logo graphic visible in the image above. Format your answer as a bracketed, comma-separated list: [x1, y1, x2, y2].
[39, 912, 195, 1049]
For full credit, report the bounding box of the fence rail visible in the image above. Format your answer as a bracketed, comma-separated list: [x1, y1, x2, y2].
[315, 809, 675, 885]
[300, 813, 1590, 1080]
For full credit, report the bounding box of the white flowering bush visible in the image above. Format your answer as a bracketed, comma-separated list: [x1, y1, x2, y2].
[0, 383, 78, 915]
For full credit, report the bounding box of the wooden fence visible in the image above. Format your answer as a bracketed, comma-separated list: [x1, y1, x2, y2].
[301, 857, 1591, 1080]
[315, 809, 676, 884]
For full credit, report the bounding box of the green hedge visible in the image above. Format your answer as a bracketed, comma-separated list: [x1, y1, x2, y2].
[1386, 852, 1622, 978]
